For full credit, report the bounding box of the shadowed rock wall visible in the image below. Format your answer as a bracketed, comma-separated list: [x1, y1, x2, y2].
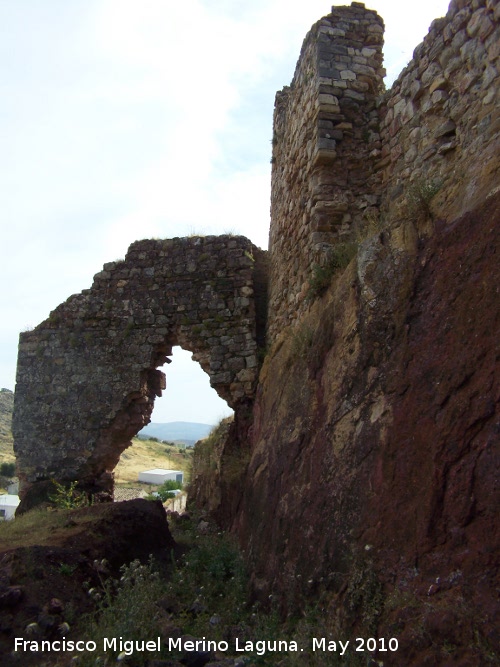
[13, 235, 266, 505]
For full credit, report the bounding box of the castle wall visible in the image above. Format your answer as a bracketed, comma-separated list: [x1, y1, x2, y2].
[267, 0, 500, 340]
[378, 0, 500, 225]
[13, 236, 264, 501]
[268, 2, 385, 339]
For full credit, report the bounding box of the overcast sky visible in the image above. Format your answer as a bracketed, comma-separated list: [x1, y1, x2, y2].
[0, 0, 450, 425]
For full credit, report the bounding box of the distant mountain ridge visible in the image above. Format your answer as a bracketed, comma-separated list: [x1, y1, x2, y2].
[138, 421, 213, 446]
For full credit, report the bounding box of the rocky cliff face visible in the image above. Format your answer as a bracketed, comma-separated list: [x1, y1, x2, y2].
[224, 190, 498, 664]
[188, 3, 500, 662]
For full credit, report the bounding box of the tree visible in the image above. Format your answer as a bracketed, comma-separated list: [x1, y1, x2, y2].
[155, 479, 183, 502]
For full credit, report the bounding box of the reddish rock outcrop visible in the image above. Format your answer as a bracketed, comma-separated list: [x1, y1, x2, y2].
[231, 191, 499, 665]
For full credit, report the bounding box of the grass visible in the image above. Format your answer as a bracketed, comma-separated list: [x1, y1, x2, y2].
[0, 506, 96, 551]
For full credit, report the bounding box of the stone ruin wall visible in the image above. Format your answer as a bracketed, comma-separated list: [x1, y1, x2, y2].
[268, 2, 385, 339]
[13, 236, 266, 501]
[378, 0, 500, 227]
[267, 0, 500, 340]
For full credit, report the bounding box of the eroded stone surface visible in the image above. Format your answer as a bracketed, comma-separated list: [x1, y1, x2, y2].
[13, 236, 266, 503]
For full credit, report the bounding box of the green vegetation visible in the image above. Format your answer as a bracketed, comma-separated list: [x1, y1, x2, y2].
[75, 517, 367, 666]
[0, 462, 15, 477]
[58, 562, 77, 576]
[167, 528, 247, 634]
[307, 241, 358, 300]
[49, 480, 89, 509]
[149, 478, 183, 502]
[344, 557, 384, 634]
[80, 558, 167, 666]
[407, 178, 442, 220]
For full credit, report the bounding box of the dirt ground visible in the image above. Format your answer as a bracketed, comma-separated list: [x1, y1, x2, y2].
[0, 499, 175, 667]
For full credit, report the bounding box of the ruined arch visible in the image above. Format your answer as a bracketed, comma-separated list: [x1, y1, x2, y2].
[13, 235, 267, 507]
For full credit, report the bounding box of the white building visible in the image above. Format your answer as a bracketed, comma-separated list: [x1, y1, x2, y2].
[0, 494, 20, 520]
[138, 469, 184, 485]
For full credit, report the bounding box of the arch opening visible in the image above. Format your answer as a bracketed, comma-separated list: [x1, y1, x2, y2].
[13, 235, 262, 510]
[113, 346, 234, 497]
[148, 345, 234, 426]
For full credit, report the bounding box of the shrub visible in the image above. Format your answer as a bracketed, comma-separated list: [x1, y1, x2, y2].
[155, 479, 183, 502]
[0, 462, 15, 477]
[166, 531, 248, 634]
[49, 480, 89, 509]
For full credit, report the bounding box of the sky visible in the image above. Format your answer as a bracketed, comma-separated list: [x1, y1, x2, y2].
[0, 0, 451, 425]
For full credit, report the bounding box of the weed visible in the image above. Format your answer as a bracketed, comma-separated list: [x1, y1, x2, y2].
[165, 531, 248, 637]
[187, 225, 207, 237]
[356, 210, 385, 242]
[290, 324, 314, 360]
[49, 480, 89, 509]
[257, 345, 268, 363]
[344, 557, 384, 635]
[123, 320, 135, 338]
[190, 418, 231, 481]
[307, 242, 358, 300]
[244, 250, 255, 262]
[407, 178, 442, 220]
[222, 449, 250, 485]
[58, 562, 77, 576]
[80, 558, 167, 666]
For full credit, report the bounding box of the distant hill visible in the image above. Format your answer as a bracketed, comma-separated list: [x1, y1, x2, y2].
[138, 421, 213, 446]
[0, 389, 15, 461]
